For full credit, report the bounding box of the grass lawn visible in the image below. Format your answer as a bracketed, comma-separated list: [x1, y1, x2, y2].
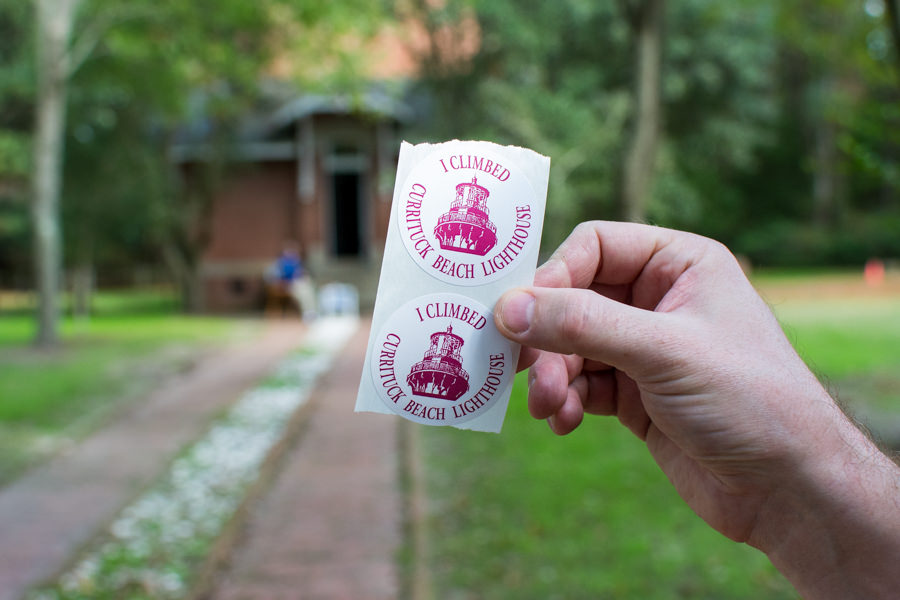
[0, 289, 257, 486]
[772, 298, 900, 379]
[756, 273, 900, 441]
[422, 376, 794, 600]
[421, 271, 900, 599]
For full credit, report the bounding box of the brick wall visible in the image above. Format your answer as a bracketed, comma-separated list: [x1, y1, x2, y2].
[196, 115, 397, 313]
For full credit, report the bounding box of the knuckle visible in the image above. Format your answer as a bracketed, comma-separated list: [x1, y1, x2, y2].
[572, 221, 596, 237]
[704, 238, 740, 267]
[567, 221, 600, 250]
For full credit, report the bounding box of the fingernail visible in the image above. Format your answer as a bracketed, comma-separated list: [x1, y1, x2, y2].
[499, 291, 534, 334]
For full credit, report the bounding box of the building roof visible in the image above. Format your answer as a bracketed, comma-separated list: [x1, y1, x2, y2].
[242, 87, 414, 141]
[170, 83, 413, 164]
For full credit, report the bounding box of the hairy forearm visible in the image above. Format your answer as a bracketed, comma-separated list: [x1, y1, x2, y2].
[749, 400, 900, 599]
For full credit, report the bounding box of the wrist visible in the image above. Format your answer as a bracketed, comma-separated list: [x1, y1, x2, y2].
[749, 404, 900, 599]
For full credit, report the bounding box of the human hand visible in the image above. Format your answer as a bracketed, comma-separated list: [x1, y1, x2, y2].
[494, 221, 900, 598]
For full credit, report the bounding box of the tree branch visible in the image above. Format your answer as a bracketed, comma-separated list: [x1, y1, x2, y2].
[66, 15, 110, 76]
[66, 5, 157, 77]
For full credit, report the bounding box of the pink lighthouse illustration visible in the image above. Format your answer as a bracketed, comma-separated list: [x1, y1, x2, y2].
[433, 177, 498, 256]
[406, 325, 470, 401]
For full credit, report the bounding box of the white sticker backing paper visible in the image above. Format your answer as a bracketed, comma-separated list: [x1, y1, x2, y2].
[355, 140, 550, 432]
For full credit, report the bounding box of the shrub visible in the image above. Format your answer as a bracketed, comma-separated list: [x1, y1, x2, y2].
[734, 214, 900, 267]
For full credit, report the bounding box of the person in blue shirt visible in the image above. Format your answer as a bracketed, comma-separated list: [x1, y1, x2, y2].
[276, 245, 303, 283]
[270, 242, 316, 320]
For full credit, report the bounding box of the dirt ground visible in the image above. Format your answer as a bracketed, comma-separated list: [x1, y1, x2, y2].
[752, 270, 900, 303]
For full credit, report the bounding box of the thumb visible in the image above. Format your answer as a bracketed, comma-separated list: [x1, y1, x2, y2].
[494, 287, 667, 373]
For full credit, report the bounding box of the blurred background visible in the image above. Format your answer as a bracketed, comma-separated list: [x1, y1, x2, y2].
[1, 0, 899, 598]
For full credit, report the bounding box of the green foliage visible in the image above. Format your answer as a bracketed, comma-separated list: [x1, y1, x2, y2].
[736, 213, 900, 266]
[410, 0, 900, 264]
[410, 0, 782, 250]
[58, 0, 344, 269]
[0, 131, 29, 177]
[3, 0, 899, 278]
[0, 0, 386, 284]
[0, 200, 29, 281]
[0, 0, 33, 181]
[652, 1, 779, 237]
[406, 0, 634, 247]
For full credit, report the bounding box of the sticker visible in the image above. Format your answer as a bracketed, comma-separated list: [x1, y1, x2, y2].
[397, 142, 539, 286]
[370, 293, 515, 426]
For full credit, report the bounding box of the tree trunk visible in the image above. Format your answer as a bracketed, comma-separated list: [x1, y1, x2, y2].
[31, 0, 79, 347]
[812, 117, 841, 226]
[70, 263, 94, 319]
[161, 240, 204, 313]
[885, 0, 900, 78]
[621, 0, 665, 223]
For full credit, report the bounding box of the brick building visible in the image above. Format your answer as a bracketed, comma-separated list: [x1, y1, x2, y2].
[171, 90, 411, 312]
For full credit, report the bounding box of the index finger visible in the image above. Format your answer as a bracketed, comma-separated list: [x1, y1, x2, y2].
[533, 221, 704, 311]
[534, 221, 671, 288]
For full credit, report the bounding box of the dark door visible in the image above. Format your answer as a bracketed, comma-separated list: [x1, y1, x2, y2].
[332, 172, 362, 256]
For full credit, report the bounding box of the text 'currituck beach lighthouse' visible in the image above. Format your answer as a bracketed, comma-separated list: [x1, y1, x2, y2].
[434, 177, 498, 256]
[407, 325, 470, 401]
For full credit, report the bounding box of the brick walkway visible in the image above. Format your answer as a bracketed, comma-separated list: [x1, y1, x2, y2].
[211, 322, 403, 600]
[0, 321, 306, 600]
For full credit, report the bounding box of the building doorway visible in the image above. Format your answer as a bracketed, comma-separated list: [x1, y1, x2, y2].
[331, 172, 363, 257]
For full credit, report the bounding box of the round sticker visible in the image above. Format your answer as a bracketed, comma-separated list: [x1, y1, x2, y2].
[370, 293, 515, 426]
[397, 142, 539, 286]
